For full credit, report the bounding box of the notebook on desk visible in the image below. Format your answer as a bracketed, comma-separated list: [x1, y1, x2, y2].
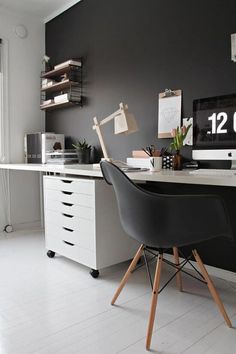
[93, 162, 149, 172]
[119, 166, 149, 172]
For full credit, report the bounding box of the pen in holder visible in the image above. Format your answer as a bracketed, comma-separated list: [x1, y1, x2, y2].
[142, 145, 162, 172]
[149, 156, 162, 172]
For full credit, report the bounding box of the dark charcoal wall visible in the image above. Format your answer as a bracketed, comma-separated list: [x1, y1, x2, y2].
[46, 0, 236, 160]
[46, 0, 236, 272]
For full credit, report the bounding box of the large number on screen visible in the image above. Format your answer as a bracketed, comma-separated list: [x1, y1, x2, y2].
[208, 112, 229, 134]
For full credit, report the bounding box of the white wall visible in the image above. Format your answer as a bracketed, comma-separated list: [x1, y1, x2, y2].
[0, 7, 45, 227]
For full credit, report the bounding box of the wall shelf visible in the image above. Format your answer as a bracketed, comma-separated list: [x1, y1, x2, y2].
[42, 63, 82, 79]
[40, 100, 81, 111]
[41, 80, 80, 93]
[40, 60, 82, 111]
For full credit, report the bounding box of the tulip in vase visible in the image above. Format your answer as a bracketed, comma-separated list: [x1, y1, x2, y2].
[169, 125, 191, 170]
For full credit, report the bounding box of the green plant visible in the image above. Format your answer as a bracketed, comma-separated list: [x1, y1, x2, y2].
[72, 139, 91, 151]
[169, 125, 191, 152]
[42, 55, 50, 65]
[42, 54, 52, 71]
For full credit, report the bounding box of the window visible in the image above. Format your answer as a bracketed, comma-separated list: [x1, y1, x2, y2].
[0, 39, 3, 160]
[0, 38, 9, 162]
[0, 38, 11, 230]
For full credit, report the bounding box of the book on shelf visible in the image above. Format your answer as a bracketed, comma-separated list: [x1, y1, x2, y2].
[54, 59, 82, 70]
[41, 79, 55, 88]
[54, 93, 81, 103]
[42, 78, 51, 85]
[41, 99, 54, 106]
[54, 93, 68, 103]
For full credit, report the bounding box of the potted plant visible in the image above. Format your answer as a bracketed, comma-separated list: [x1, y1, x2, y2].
[72, 139, 92, 164]
[169, 125, 191, 170]
[42, 55, 52, 72]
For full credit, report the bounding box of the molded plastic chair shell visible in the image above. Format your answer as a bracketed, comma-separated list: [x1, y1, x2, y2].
[100, 161, 233, 249]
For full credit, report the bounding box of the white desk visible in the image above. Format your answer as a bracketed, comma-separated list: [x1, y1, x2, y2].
[1, 163, 236, 187]
[1, 163, 236, 276]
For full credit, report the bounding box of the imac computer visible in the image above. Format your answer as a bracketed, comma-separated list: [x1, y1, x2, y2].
[192, 93, 236, 168]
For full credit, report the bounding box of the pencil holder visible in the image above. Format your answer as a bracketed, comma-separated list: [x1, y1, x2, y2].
[149, 157, 162, 171]
[162, 156, 173, 169]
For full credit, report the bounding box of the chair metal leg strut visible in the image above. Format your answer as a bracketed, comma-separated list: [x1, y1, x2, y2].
[173, 247, 183, 291]
[143, 248, 153, 289]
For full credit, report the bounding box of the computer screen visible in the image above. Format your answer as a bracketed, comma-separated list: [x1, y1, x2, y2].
[192, 93, 236, 162]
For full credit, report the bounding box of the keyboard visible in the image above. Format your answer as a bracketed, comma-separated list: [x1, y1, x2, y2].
[189, 169, 236, 177]
[120, 166, 149, 172]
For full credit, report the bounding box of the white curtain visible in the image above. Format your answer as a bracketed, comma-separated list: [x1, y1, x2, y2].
[0, 39, 11, 230]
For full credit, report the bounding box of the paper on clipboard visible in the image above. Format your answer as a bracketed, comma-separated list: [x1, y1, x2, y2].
[183, 117, 193, 146]
[158, 89, 182, 138]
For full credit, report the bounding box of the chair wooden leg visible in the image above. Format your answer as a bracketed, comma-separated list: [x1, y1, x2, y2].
[111, 244, 144, 305]
[192, 249, 232, 328]
[146, 253, 163, 351]
[173, 247, 183, 292]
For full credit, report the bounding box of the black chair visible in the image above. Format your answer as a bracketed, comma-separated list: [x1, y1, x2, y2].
[100, 161, 233, 351]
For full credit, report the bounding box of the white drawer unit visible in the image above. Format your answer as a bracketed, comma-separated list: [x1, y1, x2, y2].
[44, 177, 94, 195]
[43, 175, 139, 277]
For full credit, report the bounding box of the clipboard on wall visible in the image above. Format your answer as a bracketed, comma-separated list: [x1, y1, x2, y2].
[158, 89, 182, 138]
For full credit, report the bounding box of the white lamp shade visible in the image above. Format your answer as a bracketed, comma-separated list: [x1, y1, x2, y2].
[114, 111, 138, 135]
[92, 102, 138, 160]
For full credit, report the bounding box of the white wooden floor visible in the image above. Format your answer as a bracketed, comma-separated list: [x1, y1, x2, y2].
[0, 230, 235, 354]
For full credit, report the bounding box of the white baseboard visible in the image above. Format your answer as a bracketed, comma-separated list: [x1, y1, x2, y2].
[164, 253, 236, 284]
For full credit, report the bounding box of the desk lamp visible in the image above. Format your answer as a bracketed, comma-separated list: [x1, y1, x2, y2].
[92, 103, 138, 161]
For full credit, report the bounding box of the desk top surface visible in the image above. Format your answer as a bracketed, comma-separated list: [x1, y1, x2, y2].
[1, 163, 236, 187]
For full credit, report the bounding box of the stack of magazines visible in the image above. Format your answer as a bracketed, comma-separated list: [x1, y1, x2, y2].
[54, 91, 81, 104]
[46, 149, 78, 164]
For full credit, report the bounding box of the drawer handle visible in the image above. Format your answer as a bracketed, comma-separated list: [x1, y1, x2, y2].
[62, 202, 74, 207]
[61, 191, 73, 195]
[62, 213, 74, 218]
[63, 227, 74, 233]
[63, 240, 75, 246]
[61, 180, 73, 184]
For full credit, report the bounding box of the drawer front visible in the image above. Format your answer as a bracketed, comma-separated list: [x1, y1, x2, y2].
[45, 189, 94, 208]
[46, 236, 96, 269]
[45, 222, 95, 251]
[44, 177, 94, 195]
[45, 209, 95, 233]
[44, 198, 94, 219]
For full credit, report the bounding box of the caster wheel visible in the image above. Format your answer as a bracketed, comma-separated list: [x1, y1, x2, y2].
[90, 269, 99, 278]
[4, 224, 13, 233]
[47, 250, 55, 258]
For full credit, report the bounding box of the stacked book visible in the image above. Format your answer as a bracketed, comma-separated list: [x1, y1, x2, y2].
[41, 78, 55, 89]
[54, 93, 69, 104]
[54, 59, 82, 70]
[46, 149, 78, 165]
[126, 150, 150, 168]
[41, 99, 54, 106]
[54, 87, 82, 104]
[69, 86, 82, 102]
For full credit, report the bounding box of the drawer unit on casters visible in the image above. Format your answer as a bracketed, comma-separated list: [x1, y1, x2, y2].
[43, 175, 139, 278]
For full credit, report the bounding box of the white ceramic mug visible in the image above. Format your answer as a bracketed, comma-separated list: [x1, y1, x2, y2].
[149, 157, 162, 172]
